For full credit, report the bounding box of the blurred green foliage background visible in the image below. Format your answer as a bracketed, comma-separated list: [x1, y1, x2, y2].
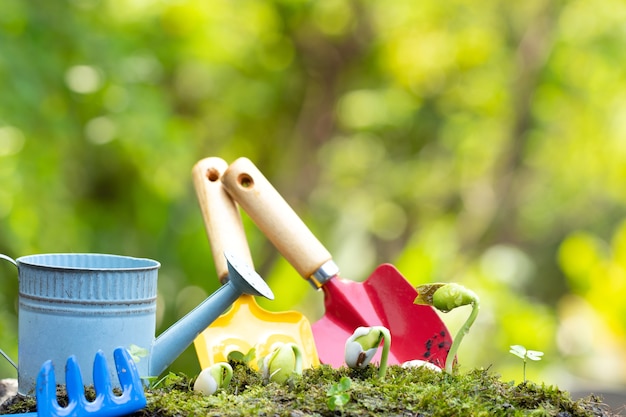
[1, 0, 625, 394]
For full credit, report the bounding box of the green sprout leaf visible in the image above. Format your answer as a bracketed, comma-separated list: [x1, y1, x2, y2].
[328, 393, 350, 411]
[228, 347, 256, 364]
[147, 372, 178, 389]
[509, 345, 544, 362]
[243, 348, 256, 363]
[327, 376, 351, 395]
[509, 345, 527, 360]
[509, 345, 544, 382]
[337, 376, 351, 391]
[228, 351, 245, 362]
[128, 344, 149, 363]
[326, 377, 351, 411]
[526, 350, 544, 361]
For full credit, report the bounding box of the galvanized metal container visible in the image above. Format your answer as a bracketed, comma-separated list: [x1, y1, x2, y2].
[13, 253, 160, 394]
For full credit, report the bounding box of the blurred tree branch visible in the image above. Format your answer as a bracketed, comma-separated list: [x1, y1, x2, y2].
[478, 3, 558, 248]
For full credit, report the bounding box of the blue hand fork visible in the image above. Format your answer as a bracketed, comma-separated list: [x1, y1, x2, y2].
[22, 347, 146, 417]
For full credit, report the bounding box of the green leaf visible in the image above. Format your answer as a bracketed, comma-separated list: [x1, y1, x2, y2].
[327, 377, 351, 396]
[128, 344, 149, 363]
[509, 345, 527, 359]
[243, 348, 256, 363]
[337, 376, 351, 391]
[327, 393, 350, 411]
[228, 351, 244, 362]
[228, 348, 256, 364]
[327, 385, 340, 396]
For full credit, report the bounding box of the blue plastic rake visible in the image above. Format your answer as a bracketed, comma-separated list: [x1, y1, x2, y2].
[23, 347, 146, 417]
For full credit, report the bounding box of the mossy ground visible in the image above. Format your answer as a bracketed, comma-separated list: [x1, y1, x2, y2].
[0, 362, 618, 417]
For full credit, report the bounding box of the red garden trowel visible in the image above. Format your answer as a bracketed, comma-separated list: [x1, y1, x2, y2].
[222, 157, 453, 369]
[192, 157, 319, 370]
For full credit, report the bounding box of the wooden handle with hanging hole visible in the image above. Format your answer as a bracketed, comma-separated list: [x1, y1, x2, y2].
[193, 157, 254, 284]
[222, 157, 333, 283]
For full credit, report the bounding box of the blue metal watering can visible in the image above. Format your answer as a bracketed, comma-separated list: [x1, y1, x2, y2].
[0, 251, 273, 395]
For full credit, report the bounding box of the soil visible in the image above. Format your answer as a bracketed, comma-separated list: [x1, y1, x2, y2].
[0, 362, 622, 417]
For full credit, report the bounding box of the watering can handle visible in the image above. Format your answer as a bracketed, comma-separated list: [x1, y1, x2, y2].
[193, 157, 254, 284]
[0, 254, 17, 267]
[0, 254, 18, 370]
[222, 157, 334, 287]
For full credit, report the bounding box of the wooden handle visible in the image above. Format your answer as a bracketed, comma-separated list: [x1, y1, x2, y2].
[222, 157, 332, 282]
[193, 157, 253, 284]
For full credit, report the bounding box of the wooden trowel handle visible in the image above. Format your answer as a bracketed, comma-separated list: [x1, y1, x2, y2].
[193, 157, 254, 284]
[222, 157, 336, 289]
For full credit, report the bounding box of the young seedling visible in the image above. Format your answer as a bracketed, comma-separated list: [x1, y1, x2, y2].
[509, 344, 544, 383]
[344, 326, 391, 380]
[194, 362, 233, 395]
[326, 376, 351, 412]
[128, 344, 157, 386]
[128, 344, 150, 363]
[228, 347, 256, 365]
[259, 342, 303, 384]
[414, 283, 479, 374]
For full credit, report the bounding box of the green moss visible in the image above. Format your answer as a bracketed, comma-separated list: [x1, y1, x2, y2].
[0, 395, 36, 415]
[137, 363, 613, 417]
[0, 364, 615, 416]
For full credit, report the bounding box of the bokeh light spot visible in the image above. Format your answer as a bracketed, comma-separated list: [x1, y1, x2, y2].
[65, 65, 103, 94]
[0, 126, 25, 156]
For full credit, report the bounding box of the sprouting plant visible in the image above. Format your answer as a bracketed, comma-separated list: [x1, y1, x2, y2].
[326, 376, 351, 412]
[509, 345, 544, 383]
[147, 372, 181, 389]
[344, 326, 391, 379]
[414, 283, 479, 374]
[194, 362, 233, 395]
[228, 347, 256, 365]
[128, 344, 150, 363]
[259, 343, 303, 384]
[127, 343, 156, 385]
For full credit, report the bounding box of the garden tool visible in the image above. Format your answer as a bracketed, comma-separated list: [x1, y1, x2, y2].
[20, 347, 146, 417]
[191, 157, 319, 370]
[222, 157, 453, 368]
[1, 251, 273, 394]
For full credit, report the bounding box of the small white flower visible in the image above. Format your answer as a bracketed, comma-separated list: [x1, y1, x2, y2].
[401, 360, 442, 372]
[194, 362, 233, 395]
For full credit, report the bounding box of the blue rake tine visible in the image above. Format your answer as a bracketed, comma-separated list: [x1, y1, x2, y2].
[66, 356, 88, 411]
[91, 351, 112, 411]
[32, 360, 59, 417]
[19, 348, 146, 417]
[92, 348, 147, 415]
[111, 348, 146, 410]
